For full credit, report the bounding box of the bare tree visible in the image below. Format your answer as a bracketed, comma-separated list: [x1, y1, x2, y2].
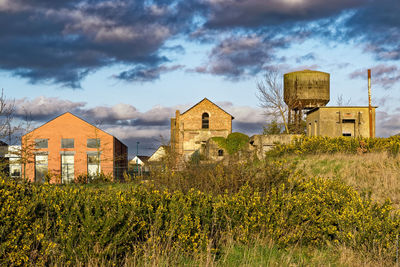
[336, 94, 351, 106]
[257, 69, 289, 134]
[0, 89, 17, 142]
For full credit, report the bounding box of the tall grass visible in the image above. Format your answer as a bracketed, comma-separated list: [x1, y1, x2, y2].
[287, 152, 400, 209]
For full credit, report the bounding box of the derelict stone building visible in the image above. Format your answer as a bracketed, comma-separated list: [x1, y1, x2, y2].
[170, 98, 234, 161]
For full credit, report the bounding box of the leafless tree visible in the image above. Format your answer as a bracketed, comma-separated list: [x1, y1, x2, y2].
[336, 94, 352, 106]
[0, 89, 17, 142]
[256, 69, 289, 134]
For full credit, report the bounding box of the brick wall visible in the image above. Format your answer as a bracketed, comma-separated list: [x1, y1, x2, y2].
[21, 112, 126, 183]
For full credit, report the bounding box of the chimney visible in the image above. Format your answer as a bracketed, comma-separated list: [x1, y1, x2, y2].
[368, 69, 373, 138]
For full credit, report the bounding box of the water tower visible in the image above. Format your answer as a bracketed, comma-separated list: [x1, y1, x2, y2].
[284, 70, 330, 129]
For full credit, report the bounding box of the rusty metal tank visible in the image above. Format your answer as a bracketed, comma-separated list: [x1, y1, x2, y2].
[284, 70, 330, 109]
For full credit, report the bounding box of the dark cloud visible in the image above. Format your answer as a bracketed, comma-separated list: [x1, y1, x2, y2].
[115, 65, 184, 82]
[0, 0, 190, 87]
[296, 53, 317, 64]
[343, 0, 400, 61]
[376, 111, 400, 137]
[14, 96, 86, 121]
[203, 0, 365, 29]
[2, 0, 400, 87]
[191, 34, 290, 78]
[349, 65, 400, 89]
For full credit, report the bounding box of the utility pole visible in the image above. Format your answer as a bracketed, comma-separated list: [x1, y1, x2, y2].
[368, 69, 373, 138]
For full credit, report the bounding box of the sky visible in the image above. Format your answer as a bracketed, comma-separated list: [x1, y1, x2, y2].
[1, 0, 400, 157]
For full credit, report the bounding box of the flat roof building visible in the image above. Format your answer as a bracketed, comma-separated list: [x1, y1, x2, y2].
[306, 106, 377, 138]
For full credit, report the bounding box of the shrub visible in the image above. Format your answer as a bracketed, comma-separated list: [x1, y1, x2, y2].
[266, 136, 400, 158]
[1, 174, 399, 265]
[211, 132, 250, 155]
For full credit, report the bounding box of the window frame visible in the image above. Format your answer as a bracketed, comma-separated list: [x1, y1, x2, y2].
[35, 139, 48, 149]
[87, 138, 101, 148]
[202, 112, 209, 129]
[61, 138, 74, 149]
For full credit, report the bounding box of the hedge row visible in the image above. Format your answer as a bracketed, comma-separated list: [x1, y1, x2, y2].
[266, 136, 400, 157]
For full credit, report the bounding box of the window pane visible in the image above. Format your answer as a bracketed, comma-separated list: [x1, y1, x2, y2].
[87, 138, 100, 148]
[61, 138, 74, 148]
[61, 155, 74, 183]
[88, 155, 100, 164]
[35, 139, 48, 149]
[35, 155, 48, 183]
[88, 155, 100, 177]
[202, 113, 209, 129]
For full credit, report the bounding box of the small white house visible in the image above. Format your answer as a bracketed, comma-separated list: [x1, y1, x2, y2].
[5, 145, 21, 178]
[148, 146, 168, 162]
[129, 155, 150, 175]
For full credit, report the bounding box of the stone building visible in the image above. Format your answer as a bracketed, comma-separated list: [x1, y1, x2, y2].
[170, 98, 234, 161]
[306, 106, 377, 138]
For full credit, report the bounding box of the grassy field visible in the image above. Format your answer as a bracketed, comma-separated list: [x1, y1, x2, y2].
[287, 152, 400, 209]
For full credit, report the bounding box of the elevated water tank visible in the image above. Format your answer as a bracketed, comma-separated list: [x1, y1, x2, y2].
[284, 70, 330, 109]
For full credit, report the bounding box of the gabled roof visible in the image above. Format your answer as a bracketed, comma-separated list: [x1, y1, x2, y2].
[23, 112, 117, 141]
[181, 98, 234, 119]
[148, 145, 168, 161]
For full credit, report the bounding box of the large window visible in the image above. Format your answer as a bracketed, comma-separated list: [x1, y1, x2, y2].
[35, 154, 48, 183]
[35, 139, 48, 149]
[202, 113, 209, 129]
[10, 158, 21, 178]
[61, 155, 74, 183]
[87, 138, 100, 148]
[87, 154, 100, 178]
[61, 138, 74, 148]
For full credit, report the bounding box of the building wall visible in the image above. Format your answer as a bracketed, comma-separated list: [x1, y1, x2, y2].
[249, 134, 301, 159]
[113, 137, 128, 180]
[171, 98, 233, 160]
[21, 112, 125, 183]
[306, 107, 376, 138]
[148, 146, 167, 162]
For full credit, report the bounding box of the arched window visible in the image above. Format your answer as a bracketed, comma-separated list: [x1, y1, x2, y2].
[202, 113, 209, 129]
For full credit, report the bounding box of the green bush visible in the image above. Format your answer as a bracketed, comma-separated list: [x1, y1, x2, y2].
[266, 136, 400, 158]
[211, 132, 250, 155]
[1, 174, 399, 265]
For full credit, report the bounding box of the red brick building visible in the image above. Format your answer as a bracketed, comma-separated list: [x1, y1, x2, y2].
[22, 112, 128, 183]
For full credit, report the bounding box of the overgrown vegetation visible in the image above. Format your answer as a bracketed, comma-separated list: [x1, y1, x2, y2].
[211, 132, 250, 155]
[1, 159, 400, 265]
[3, 136, 400, 265]
[266, 135, 400, 157]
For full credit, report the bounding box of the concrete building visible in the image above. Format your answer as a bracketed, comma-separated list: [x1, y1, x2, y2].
[249, 134, 301, 159]
[22, 112, 128, 183]
[170, 98, 234, 161]
[306, 106, 377, 138]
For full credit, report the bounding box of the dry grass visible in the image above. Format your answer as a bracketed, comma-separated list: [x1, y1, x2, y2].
[120, 239, 391, 267]
[288, 152, 400, 208]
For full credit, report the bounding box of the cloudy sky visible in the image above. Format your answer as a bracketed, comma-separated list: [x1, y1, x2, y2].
[2, 0, 400, 156]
